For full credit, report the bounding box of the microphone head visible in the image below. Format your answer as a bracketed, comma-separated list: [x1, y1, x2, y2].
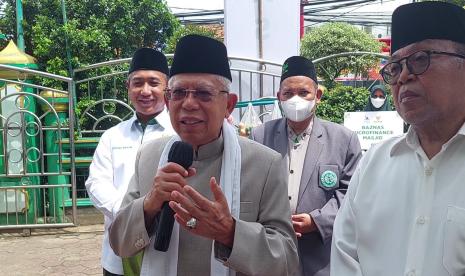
[168, 141, 193, 170]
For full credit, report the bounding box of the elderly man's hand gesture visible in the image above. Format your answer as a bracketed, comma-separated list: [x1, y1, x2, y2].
[169, 177, 236, 248]
[143, 163, 196, 230]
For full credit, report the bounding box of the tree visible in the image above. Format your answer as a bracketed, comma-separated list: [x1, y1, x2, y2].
[316, 85, 370, 124]
[301, 22, 382, 88]
[0, 0, 179, 79]
[165, 24, 222, 54]
[419, 0, 465, 7]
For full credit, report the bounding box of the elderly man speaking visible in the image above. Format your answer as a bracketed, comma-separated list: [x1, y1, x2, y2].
[109, 34, 298, 276]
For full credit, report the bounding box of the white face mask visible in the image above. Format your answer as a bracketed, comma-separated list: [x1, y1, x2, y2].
[371, 97, 385, 109]
[280, 95, 315, 122]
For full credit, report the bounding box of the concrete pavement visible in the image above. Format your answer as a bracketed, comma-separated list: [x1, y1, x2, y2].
[0, 224, 104, 276]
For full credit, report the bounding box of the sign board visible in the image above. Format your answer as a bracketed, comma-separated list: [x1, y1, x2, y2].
[344, 111, 404, 150]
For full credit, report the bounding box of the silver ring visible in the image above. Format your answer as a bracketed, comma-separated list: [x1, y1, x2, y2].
[186, 217, 197, 229]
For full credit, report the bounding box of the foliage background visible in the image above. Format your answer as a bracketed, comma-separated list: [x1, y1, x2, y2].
[419, 0, 465, 6]
[0, 0, 179, 79]
[315, 84, 394, 124]
[316, 85, 369, 124]
[0, 0, 182, 128]
[301, 22, 382, 89]
[165, 25, 222, 55]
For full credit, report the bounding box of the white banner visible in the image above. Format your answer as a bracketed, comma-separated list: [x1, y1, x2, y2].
[344, 111, 404, 151]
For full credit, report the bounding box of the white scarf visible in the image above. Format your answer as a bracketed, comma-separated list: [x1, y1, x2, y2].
[141, 120, 241, 276]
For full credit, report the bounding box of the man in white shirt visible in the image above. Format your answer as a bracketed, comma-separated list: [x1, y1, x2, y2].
[85, 48, 174, 276]
[331, 2, 465, 276]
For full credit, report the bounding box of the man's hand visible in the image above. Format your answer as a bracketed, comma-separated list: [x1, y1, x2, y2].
[143, 163, 195, 228]
[169, 177, 236, 248]
[292, 213, 317, 238]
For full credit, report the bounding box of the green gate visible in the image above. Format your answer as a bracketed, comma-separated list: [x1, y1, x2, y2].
[0, 60, 76, 230]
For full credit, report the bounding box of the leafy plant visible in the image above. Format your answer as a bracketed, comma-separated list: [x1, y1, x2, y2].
[419, 0, 465, 6]
[75, 98, 97, 129]
[301, 22, 382, 89]
[0, 0, 179, 88]
[165, 25, 222, 55]
[316, 85, 370, 124]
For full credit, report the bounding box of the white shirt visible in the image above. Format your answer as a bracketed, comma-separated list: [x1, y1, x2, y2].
[331, 122, 465, 276]
[287, 120, 313, 214]
[85, 108, 174, 274]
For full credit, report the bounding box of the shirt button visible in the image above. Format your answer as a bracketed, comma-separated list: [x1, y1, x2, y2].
[290, 170, 294, 174]
[416, 216, 426, 224]
[424, 166, 433, 176]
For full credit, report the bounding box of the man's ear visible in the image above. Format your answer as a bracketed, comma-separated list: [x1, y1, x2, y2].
[316, 87, 323, 104]
[126, 79, 130, 90]
[164, 94, 170, 111]
[226, 93, 238, 117]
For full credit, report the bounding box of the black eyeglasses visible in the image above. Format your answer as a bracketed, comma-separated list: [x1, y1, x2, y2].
[165, 88, 229, 102]
[380, 50, 465, 85]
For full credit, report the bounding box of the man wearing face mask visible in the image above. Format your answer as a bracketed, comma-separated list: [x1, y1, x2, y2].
[364, 84, 392, 111]
[251, 56, 362, 276]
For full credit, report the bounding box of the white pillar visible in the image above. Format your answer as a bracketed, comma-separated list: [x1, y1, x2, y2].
[224, 0, 300, 121]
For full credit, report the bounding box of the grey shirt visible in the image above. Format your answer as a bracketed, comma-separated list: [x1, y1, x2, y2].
[178, 136, 223, 276]
[109, 134, 299, 276]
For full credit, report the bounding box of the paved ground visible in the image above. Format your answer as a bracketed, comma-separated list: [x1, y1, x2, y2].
[0, 224, 104, 276]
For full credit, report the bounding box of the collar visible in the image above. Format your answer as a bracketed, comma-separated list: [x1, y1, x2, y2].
[139, 116, 158, 129]
[287, 117, 314, 145]
[390, 121, 465, 157]
[131, 107, 170, 132]
[194, 133, 224, 161]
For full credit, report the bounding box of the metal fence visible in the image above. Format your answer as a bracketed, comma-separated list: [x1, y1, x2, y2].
[0, 64, 76, 230]
[73, 55, 283, 127]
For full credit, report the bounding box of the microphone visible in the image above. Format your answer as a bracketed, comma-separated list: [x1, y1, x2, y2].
[154, 141, 193, 252]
